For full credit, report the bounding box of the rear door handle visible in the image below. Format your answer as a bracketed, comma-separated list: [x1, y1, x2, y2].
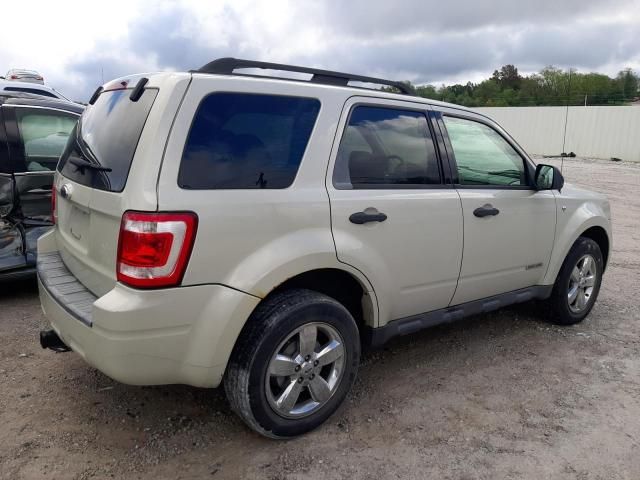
[349, 208, 388, 224]
[473, 204, 500, 217]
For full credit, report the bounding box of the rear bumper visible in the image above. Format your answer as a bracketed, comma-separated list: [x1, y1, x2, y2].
[38, 251, 260, 388]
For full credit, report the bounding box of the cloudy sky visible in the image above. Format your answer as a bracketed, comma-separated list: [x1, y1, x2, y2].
[2, 0, 639, 101]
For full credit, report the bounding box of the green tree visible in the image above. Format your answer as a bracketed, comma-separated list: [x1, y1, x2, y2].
[535, 66, 572, 105]
[473, 79, 501, 105]
[518, 76, 544, 105]
[615, 69, 640, 101]
[573, 73, 612, 105]
[491, 64, 522, 90]
[415, 84, 438, 99]
[407, 65, 639, 107]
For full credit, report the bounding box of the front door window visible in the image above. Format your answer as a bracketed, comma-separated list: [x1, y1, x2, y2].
[443, 116, 527, 187]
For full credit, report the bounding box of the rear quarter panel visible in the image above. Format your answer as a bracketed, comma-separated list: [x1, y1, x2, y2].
[157, 76, 377, 321]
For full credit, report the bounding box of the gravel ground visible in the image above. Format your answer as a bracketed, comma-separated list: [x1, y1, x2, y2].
[0, 157, 639, 480]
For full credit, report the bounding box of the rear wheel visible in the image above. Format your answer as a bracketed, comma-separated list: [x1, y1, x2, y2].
[224, 289, 360, 438]
[547, 237, 604, 325]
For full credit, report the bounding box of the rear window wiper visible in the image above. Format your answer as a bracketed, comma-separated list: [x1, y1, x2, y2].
[69, 157, 112, 173]
[70, 130, 112, 174]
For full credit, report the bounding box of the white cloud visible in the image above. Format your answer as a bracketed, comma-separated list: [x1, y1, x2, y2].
[1, 0, 639, 101]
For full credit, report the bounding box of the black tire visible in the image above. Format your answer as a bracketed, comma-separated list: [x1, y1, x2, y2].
[224, 288, 360, 438]
[547, 237, 604, 325]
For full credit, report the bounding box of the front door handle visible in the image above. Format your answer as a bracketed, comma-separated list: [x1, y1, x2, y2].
[349, 208, 388, 224]
[473, 204, 500, 218]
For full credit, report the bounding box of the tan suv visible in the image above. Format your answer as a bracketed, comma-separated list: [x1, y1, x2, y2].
[38, 58, 612, 438]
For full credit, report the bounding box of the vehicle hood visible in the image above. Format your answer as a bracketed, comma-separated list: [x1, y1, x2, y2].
[559, 182, 608, 202]
[559, 182, 611, 221]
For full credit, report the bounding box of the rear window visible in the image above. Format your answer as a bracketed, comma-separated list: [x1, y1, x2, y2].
[178, 93, 320, 189]
[57, 88, 158, 192]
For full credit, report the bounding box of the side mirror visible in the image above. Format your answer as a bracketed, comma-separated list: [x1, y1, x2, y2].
[534, 164, 564, 191]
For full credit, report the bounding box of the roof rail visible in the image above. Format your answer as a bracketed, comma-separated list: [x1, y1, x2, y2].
[192, 57, 414, 95]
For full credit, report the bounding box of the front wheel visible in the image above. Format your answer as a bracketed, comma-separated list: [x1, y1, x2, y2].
[224, 289, 360, 438]
[547, 237, 604, 325]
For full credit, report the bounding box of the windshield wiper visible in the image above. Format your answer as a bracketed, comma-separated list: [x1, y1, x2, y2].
[69, 157, 112, 173]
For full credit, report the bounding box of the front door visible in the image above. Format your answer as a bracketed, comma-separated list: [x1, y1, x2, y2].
[327, 98, 463, 325]
[437, 111, 556, 305]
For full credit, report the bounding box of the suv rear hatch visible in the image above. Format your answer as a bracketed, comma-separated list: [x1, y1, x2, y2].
[54, 75, 186, 297]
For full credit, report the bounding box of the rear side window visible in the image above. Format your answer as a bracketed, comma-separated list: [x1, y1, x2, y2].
[58, 88, 158, 192]
[333, 106, 441, 189]
[178, 93, 320, 189]
[14, 108, 77, 171]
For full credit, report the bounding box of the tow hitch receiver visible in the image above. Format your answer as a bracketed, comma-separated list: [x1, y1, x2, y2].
[40, 330, 71, 352]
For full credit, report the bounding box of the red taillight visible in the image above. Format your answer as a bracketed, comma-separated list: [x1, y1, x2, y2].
[10, 75, 18, 79]
[119, 230, 174, 267]
[51, 187, 57, 224]
[116, 211, 197, 288]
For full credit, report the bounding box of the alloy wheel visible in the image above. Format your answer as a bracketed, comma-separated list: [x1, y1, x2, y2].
[567, 254, 597, 313]
[265, 322, 345, 419]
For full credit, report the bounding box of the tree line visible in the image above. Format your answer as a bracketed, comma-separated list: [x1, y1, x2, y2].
[400, 65, 640, 107]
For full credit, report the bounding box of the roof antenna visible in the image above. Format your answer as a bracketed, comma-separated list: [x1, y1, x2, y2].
[560, 68, 573, 174]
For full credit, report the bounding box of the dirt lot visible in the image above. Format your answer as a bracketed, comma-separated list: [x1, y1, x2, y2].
[1, 157, 639, 480]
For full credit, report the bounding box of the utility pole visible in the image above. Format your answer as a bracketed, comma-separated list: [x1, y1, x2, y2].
[561, 68, 573, 172]
[584, 94, 587, 107]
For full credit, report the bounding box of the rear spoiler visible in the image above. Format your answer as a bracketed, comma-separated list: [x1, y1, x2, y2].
[88, 77, 148, 105]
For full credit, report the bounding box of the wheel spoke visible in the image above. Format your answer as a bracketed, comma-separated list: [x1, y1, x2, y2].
[568, 285, 579, 304]
[298, 325, 317, 356]
[583, 274, 596, 287]
[269, 354, 299, 376]
[316, 339, 344, 367]
[580, 256, 592, 276]
[576, 290, 587, 310]
[308, 376, 331, 403]
[276, 379, 303, 412]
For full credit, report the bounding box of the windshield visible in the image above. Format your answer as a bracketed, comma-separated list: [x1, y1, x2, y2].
[57, 88, 158, 192]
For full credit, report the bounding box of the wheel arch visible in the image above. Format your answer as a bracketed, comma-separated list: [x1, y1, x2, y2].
[262, 268, 377, 334]
[580, 226, 610, 269]
[543, 215, 612, 285]
[218, 267, 376, 392]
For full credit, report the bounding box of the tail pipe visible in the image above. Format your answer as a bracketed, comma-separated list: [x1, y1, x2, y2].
[40, 330, 71, 352]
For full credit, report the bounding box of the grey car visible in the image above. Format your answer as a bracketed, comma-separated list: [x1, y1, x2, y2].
[0, 92, 82, 280]
[5, 69, 45, 84]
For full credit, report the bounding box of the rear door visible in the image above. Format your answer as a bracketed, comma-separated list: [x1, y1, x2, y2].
[327, 97, 463, 325]
[3, 104, 79, 265]
[436, 109, 556, 305]
[0, 107, 25, 272]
